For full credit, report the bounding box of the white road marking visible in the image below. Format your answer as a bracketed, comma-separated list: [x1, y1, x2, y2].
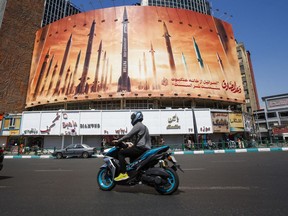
[211, 160, 245, 163]
[179, 186, 250, 190]
[34, 169, 73, 172]
[182, 168, 205, 171]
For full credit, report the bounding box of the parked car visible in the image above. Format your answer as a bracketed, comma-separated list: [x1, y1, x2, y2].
[0, 147, 4, 171]
[52, 144, 97, 159]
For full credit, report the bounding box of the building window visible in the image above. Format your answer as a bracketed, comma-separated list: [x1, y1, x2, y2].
[255, 113, 265, 120]
[267, 112, 277, 118]
[279, 111, 288, 117]
[126, 100, 154, 110]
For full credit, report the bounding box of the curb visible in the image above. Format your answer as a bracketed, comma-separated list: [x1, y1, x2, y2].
[173, 147, 288, 155]
[4, 155, 54, 159]
[3, 147, 288, 159]
[3, 154, 105, 159]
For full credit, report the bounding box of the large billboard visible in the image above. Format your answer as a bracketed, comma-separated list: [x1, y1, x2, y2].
[26, 6, 244, 107]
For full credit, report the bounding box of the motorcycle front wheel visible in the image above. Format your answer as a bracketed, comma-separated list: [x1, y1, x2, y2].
[155, 167, 179, 195]
[97, 168, 116, 191]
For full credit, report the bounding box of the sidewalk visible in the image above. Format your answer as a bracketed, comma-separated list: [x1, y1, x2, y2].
[3, 146, 288, 159]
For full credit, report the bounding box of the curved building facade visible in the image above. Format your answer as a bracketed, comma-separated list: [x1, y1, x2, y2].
[13, 5, 249, 150]
[26, 6, 244, 111]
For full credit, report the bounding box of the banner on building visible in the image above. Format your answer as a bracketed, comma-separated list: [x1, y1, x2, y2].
[272, 125, 288, 135]
[211, 112, 229, 133]
[20, 109, 212, 136]
[229, 113, 244, 132]
[243, 113, 253, 132]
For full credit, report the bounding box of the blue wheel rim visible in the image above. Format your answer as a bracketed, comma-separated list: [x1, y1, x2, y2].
[98, 169, 113, 189]
[159, 169, 176, 193]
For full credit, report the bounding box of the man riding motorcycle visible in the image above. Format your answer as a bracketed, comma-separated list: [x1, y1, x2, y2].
[112, 111, 151, 181]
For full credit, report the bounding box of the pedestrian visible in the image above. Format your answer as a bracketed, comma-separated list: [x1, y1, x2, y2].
[237, 138, 244, 148]
[100, 138, 106, 153]
[159, 136, 165, 145]
[19, 143, 24, 154]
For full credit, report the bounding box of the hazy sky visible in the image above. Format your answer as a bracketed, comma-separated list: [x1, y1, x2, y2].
[71, 0, 288, 108]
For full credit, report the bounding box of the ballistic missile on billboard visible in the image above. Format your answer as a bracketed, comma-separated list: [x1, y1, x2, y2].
[100, 51, 107, 91]
[109, 65, 112, 85]
[150, 42, 159, 90]
[76, 20, 96, 94]
[40, 53, 54, 96]
[68, 50, 81, 94]
[181, 52, 189, 79]
[216, 52, 224, 72]
[138, 59, 143, 90]
[33, 48, 50, 100]
[193, 37, 204, 69]
[62, 66, 71, 94]
[28, 26, 49, 97]
[117, 7, 131, 92]
[47, 61, 58, 96]
[143, 52, 149, 90]
[66, 67, 73, 95]
[163, 22, 176, 74]
[216, 52, 227, 81]
[53, 34, 72, 96]
[103, 57, 109, 91]
[91, 40, 103, 92]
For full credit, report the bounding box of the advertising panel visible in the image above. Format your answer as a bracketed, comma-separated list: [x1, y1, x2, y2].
[194, 110, 213, 134]
[60, 111, 80, 135]
[39, 112, 62, 135]
[79, 111, 101, 135]
[101, 111, 131, 136]
[229, 113, 244, 132]
[243, 113, 253, 132]
[20, 109, 214, 136]
[266, 97, 288, 110]
[160, 110, 193, 134]
[272, 125, 288, 135]
[26, 6, 244, 107]
[21, 112, 41, 135]
[141, 110, 162, 134]
[211, 112, 229, 133]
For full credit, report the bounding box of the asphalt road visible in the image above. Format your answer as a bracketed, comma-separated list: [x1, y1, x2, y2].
[0, 152, 288, 216]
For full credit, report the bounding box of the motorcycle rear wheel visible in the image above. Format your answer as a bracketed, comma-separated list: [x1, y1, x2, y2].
[97, 168, 116, 191]
[155, 167, 179, 195]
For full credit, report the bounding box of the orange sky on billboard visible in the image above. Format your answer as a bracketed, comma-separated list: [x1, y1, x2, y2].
[26, 6, 244, 107]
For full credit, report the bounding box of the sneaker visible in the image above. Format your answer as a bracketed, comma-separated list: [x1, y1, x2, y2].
[114, 172, 129, 181]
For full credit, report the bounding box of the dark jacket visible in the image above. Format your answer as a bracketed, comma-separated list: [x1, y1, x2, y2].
[118, 122, 151, 150]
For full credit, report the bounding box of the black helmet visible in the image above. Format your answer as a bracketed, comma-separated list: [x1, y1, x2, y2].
[131, 111, 143, 126]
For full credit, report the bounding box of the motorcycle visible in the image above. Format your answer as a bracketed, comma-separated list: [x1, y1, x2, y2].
[97, 142, 183, 195]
